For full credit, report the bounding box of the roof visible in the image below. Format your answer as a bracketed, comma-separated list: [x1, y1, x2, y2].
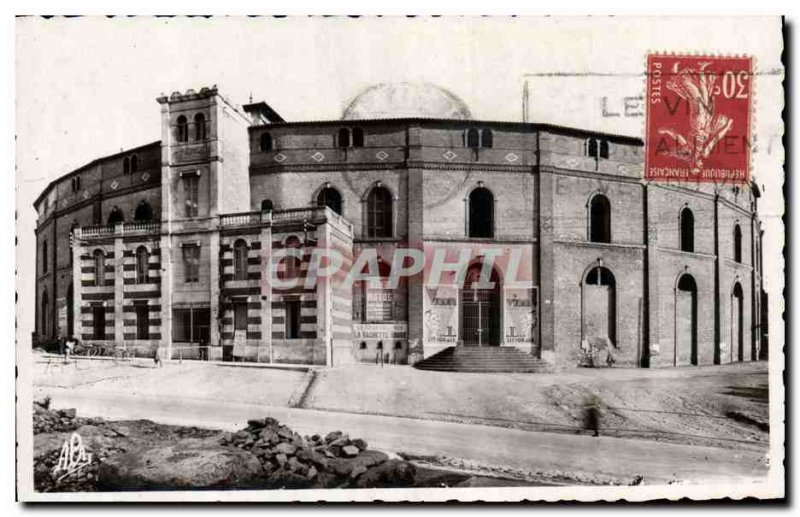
[33, 140, 161, 209]
[247, 117, 644, 145]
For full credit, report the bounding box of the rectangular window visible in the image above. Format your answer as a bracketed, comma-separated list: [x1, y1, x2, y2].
[135, 304, 149, 340]
[92, 306, 106, 340]
[233, 301, 248, 332]
[285, 300, 301, 339]
[182, 244, 200, 283]
[184, 174, 199, 217]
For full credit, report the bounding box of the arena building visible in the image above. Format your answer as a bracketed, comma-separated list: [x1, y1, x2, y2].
[33, 83, 765, 369]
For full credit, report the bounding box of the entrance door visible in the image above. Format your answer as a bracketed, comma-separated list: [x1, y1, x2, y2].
[582, 267, 616, 346]
[675, 275, 697, 366]
[460, 264, 500, 346]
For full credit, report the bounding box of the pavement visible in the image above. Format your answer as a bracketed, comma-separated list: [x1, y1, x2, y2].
[36, 385, 769, 485]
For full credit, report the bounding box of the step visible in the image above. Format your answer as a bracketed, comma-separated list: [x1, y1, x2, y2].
[413, 346, 554, 374]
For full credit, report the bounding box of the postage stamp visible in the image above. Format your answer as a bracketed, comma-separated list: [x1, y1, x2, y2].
[645, 54, 753, 183]
[14, 15, 784, 503]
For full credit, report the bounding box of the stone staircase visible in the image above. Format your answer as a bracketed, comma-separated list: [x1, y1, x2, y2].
[413, 346, 554, 373]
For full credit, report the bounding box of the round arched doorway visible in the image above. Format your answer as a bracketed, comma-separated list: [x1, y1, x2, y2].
[460, 262, 501, 346]
[581, 266, 616, 347]
[675, 274, 698, 366]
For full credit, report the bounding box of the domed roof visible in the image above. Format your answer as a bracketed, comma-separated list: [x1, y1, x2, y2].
[342, 82, 472, 120]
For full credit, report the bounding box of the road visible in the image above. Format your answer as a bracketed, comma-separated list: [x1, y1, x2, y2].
[37, 386, 769, 485]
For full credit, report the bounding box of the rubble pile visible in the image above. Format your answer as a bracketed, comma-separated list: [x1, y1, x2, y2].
[220, 417, 415, 489]
[33, 400, 98, 434]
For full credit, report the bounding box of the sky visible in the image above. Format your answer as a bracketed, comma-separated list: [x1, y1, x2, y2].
[15, 16, 784, 345]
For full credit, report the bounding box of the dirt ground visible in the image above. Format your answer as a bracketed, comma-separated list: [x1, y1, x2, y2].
[33, 356, 769, 451]
[33, 358, 309, 407]
[302, 362, 769, 450]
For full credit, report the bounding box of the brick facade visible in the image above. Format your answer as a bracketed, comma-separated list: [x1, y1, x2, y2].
[33, 86, 765, 368]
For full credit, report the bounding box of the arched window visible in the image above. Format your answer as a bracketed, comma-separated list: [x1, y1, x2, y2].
[589, 194, 611, 243]
[283, 236, 302, 278]
[465, 128, 480, 149]
[123, 156, 130, 174]
[734, 224, 743, 263]
[352, 127, 364, 147]
[376, 341, 384, 350]
[599, 140, 610, 159]
[680, 207, 695, 252]
[338, 128, 351, 148]
[136, 246, 149, 284]
[134, 200, 154, 222]
[317, 186, 343, 215]
[41, 240, 48, 274]
[359, 342, 367, 350]
[366, 186, 393, 238]
[260, 132, 273, 152]
[394, 341, 403, 350]
[41, 290, 49, 337]
[130, 154, 138, 174]
[233, 239, 248, 281]
[75, 175, 81, 190]
[176, 115, 188, 143]
[94, 249, 105, 286]
[481, 128, 493, 148]
[468, 187, 494, 238]
[194, 113, 206, 141]
[261, 199, 274, 212]
[585, 138, 599, 158]
[587, 266, 615, 287]
[107, 206, 124, 225]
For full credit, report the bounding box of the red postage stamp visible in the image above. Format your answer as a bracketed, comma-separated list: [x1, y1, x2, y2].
[645, 54, 753, 183]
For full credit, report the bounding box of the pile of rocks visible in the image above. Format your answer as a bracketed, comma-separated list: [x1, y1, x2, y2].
[219, 417, 415, 489]
[33, 401, 97, 435]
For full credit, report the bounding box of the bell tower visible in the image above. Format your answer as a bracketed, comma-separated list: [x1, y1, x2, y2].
[155, 87, 251, 353]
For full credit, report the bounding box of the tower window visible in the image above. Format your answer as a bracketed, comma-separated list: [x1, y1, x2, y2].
[194, 113, 206, 141]
[260, 132, 273, 152]
[184, 175, 199, 218]
[123, 156, 130, 175]
[130, 154, 138, 174]
[176, 115, 189, 143]
[680, 207, 695, 252]
[468, 187, 494, 238]
[317, 186, 343, 215]
[366, 186, 393, 238]
[585, 138, 610, 160]
[182, 244, 200, 283]
[589, 194, 611, 243]
[261, 199, 274, 212]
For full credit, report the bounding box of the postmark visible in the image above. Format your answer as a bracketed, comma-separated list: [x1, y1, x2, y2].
[645, 54, 753, 183]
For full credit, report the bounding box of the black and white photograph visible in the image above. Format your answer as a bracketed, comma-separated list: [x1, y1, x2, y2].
[12, 13, 785, 503]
